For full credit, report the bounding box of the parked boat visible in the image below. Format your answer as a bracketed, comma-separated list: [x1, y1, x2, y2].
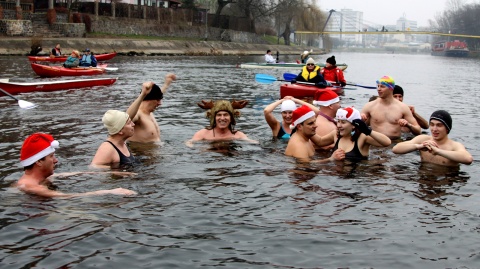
[31, 63, 107, 77]
[240, 62, 348, 71]
[431, 40, 469, 57]
[280, 83, 344, 99]
[28, 52, 117, 62]
[0, 77, 117, 96]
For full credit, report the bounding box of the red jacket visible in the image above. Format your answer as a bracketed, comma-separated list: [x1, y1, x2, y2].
[321, 66, 346, 86]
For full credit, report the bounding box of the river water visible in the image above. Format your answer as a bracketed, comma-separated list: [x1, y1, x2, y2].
[0, 52, 479, 268]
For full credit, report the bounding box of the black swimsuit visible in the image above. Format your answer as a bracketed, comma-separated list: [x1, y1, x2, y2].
[332, 138, 368, 161]
[106, 141, 136, 165]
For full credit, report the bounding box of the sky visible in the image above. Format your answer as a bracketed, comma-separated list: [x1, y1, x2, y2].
[317, 0, 466, 27]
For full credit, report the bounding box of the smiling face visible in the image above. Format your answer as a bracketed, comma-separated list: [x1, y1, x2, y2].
[336, 119, 353, 137]
[429, 119, 448, 140]
[215, 111, 232, 129]
[281, 111, 293, 124]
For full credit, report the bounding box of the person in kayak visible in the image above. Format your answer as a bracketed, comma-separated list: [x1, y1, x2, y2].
[320, 55, 346, 87]
[62, 50, 81, 68]
[265, 50, 276, 63]
[79, 48, 98, 67]
[291, 58, 328, 88]
[50, 43, 62, 57]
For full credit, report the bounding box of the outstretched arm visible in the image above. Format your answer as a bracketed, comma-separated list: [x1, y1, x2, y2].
[392, 135, 430, 154]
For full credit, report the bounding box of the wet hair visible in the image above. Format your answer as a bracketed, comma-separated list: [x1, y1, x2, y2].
[144, 84, 163, 100]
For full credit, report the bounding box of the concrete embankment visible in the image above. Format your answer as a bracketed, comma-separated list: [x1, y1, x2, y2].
[0, 37, 322, 56]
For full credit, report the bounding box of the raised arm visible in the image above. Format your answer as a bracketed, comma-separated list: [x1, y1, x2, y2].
[263, 99, 282, 132]
[161, 73, 177, 94]
[126, 81, 153, 122]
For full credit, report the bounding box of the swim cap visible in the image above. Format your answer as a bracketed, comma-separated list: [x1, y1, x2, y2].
[430, 110, 452, 133]
[393, 85, 404, 96]
[144, 84, 163, 101]
[102, 110, 129, 135]
[280, 100, 296, 112]
[376, 75, 395, 90]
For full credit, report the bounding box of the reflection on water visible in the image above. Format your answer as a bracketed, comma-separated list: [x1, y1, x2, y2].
[0, 53, 479, 268]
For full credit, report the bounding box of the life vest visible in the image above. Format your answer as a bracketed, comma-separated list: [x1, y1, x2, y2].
[53, 48, 61, 56]
[81, 55, 92, 64]
[301, 65, 320, 81]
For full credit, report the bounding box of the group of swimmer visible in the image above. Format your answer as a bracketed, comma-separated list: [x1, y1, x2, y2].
[13, 61, 473, 198]
[266, 75, 472, 166]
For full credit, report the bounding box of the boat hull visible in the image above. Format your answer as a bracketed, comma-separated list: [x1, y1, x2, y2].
[28, 52, 117, 62]
[431, 40, 469, 57]
[240, 62, 348, 71]
[0, 78, 117, 96]
[31, 63, 107, 77]
[280, 83, 344, 99]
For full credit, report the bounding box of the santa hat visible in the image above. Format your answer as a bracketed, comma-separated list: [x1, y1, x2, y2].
[290, 105, 316, 129]
[20, 133, 59, 167]
[313, 90, 339, 106]
[336, 106, 361, 123]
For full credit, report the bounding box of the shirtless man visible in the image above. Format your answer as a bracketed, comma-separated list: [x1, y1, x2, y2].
[392, 110, 473, 166]
[361, 76, 421, 139]
[128, 73, 176, 143]
[310, 89, 341, 149]
[15, 133, 136, 198]
[189, 100, 254, 143]
[285, 105, 342, 162]
[393, 85, 429, 132]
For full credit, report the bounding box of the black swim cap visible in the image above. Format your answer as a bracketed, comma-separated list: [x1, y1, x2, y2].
[430, 110, 452, 133]
[393, 85, 404, 96]
[144, 84, 163, 100]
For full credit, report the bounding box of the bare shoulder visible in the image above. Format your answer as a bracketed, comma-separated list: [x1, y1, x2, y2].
[410, 134, 431, 143]
[361, 99, 375, 111]
[191, 128, 209, 140]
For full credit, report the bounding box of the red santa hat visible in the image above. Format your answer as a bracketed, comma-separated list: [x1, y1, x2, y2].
[313, 90, 340, 106]
[336, 106, 361, 123]
[290, 105, 316, 129]
[20, 133, 59, 167]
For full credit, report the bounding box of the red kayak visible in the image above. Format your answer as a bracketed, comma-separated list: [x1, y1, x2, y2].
[0, 77, 117, 95]
[31, 63, 108, 77]
[28, 52, 117, 62]
[280, 83, 344, 99]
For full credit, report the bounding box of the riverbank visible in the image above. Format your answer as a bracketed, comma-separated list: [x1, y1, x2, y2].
[0, 37, 322, 56]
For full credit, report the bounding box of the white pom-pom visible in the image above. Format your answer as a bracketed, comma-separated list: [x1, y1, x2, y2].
[51, 140, 59, 148]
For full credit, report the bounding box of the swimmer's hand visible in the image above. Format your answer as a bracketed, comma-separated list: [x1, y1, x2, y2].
[108, 188, 137, 196]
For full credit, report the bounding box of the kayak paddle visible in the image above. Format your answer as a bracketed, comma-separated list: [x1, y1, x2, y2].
[255, 74, 290, 84]
[0, 88, 37, 109]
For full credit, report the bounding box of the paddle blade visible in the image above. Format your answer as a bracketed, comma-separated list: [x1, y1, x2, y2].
[18, 100, 37, 109]
[283, 73, 297, 81]
[103, 67, 118, 71]
[255, 74, 277, 84]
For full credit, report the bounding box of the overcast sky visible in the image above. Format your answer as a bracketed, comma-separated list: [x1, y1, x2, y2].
[317, 0, 473, 27]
